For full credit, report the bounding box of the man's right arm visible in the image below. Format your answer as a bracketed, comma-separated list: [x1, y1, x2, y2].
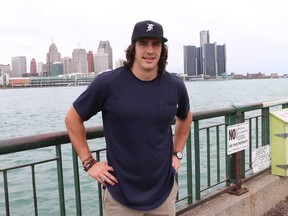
[65, 106, 92, 161]
[65, 106, 118, 186]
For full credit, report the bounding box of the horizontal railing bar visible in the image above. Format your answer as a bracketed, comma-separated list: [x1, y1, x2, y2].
[193, 99, 288, 121]
[177, 194, 192, 203]
[0, 158, 57, 172]
[199, 122, 226, 130]
[0, 126, 104, 155]
[200, 178, 230, 193]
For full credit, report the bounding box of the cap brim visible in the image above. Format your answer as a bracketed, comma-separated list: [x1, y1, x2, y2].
[132, 35, 168, 43]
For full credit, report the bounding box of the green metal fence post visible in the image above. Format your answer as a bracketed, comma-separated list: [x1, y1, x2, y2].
[226, 109, 248, 195]
[186, 130, 193, 204]
[193, 120, 201, 200]
[56, 145, 66, 216]
[3, 171, 10, 216]
[72, 148, 82, 216]
[261, 107, 270, 146]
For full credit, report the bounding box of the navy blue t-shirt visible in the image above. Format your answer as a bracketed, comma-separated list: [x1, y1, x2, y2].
[73, 67, 190, 211]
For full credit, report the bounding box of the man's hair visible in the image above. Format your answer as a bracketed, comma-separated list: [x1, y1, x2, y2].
[123, 42, 168, 75]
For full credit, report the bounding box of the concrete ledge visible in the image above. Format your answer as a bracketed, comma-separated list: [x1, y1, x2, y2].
[180, 172, 288, 216]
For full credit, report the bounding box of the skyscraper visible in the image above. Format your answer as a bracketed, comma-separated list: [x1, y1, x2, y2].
[11, 56, 27, 77]
[203, 43, 217, 77]
[217, 45, 226, 75]
[62, 57, 72, 74]
[87, 51, 94, 73]
[30, 58, 37, 74]
[46, 42, 61, 76]
[72, 48, 88, 73]
[37, 62, 44, 76]
[94, 40, 113, 73]
[183, 45, 198, 76]
[183, 31, 226, 78]
[200, 30, 210, 46]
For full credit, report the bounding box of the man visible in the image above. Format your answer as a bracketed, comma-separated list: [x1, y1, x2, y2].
[65, 20, 192, 216]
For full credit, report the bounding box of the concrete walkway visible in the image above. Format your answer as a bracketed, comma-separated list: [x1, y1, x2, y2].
[263, 196, 288, 216]
[179, 172, 288, 216]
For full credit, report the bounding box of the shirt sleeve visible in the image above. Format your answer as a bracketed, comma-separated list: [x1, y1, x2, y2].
[73, 74, 108, 121]
[176, 80, 190, 119]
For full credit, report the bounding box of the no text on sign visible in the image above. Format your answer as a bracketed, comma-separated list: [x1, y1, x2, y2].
[227, 122, 250, 155]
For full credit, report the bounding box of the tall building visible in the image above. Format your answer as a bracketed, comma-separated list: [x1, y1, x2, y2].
[37, 62, 44, 76]
[72, 48, 88, 73]
[217, 45, 226, 75]
[115, 59, 125, 68]
[46, 42, 61, 76]
[11, 56, 27, 77]
[183, 46, 198, 76]
[183, 31, 226, 78]
[62, 57, 72, 74]
[30, 58, 37, 74]
[94, 53, 109, 73]
[203, 43, 217, 77]
[94, 40, 113, 73]
[200, 30, 210, 46]
[52, 62, 64, 76]
[87, 51, 94, 73]
[0, 64, 11, 74]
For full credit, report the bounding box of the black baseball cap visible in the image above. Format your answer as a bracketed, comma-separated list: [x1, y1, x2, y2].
[131, 20, 168, 43]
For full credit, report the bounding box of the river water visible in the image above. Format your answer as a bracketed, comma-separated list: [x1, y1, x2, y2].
[0, 78, 288, 215]
[1, 78, 288, 139]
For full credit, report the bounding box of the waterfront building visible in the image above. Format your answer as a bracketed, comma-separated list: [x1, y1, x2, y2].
[94, 52, 109, 73]
[184, 30, 226, 78]
[37, 62, 44, 76]
[72, 48, 88, 73]
[183, 45, 199, 76]
[217, 44, 227, 76]
[94, 40, 113, 73]
[62, 57, 72, 74]
[203, 43, 217, 77]
[87, 51, 94, 73]
[46, 42, 61, 76]
[0, 64, 11, 76]
[11, 56, 27, 77]
[200, 30, 210, 46]
[52, 62, 64, 76]
[30, 58, 37, 74]
[115, 59, 125, 68]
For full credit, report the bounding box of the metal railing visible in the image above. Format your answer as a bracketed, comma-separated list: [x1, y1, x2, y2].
[1, 99, 288, 216]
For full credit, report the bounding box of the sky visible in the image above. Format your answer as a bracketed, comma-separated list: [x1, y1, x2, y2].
[1, 0, 287, 75]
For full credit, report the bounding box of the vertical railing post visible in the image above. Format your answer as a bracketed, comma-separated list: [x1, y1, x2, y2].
[186, 130, 193, 204]
[31, 165, 38, 216]
[56, 145, 66, 216]
[226, 109, 248, 195]
[193, 120, 201, 200]
[72, 148, 82, 216]
[262, 107, 270, 146]
[3, 171, 10, 216]
[282, 103, 288, 109]
[95, 151, 103, 216]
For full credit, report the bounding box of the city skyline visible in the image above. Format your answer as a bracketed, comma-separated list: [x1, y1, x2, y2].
[1, 0, 288, 75]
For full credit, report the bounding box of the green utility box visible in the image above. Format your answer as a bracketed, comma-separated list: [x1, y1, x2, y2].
[270, 108, 288, 176]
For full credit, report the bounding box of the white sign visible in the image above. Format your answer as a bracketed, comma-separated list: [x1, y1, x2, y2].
[252, 145, 271, 173]
[227, 122, 249, 155]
